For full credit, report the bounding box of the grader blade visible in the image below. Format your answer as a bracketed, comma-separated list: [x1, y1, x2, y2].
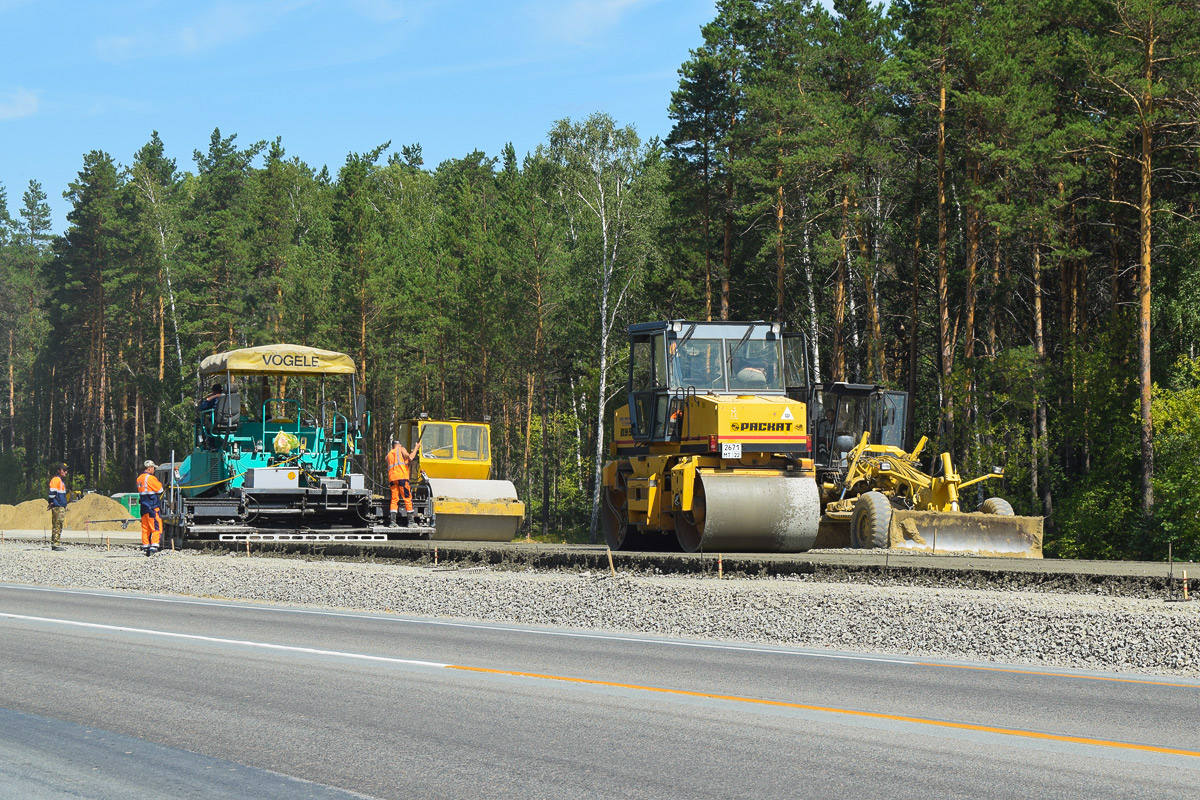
[887, 510, 1043, 558]
[426, 478, 524, 542]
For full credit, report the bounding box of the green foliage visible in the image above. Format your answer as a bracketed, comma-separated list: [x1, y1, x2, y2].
[0, 0, 1198, 557]
[1150, 357, 1200, 560]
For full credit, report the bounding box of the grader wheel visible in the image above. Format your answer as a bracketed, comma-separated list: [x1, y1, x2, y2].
[979, 497, 1015, 516]
[850, 491, 892, 549]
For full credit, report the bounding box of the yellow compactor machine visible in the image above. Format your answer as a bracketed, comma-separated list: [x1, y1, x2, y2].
[602, 320, 820, 552]
[601, 321, 1042, 557]
[388, 416, 525, 542]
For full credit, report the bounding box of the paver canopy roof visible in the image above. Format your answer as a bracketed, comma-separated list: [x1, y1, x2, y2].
[198, 344, 356, 377]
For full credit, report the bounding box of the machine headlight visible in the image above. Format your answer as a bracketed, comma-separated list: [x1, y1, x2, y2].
[880, 461, 891, 471]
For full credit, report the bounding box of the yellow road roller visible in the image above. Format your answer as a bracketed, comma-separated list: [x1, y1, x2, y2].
[602, 320, 821, 553]
[390, 416, 525, 542]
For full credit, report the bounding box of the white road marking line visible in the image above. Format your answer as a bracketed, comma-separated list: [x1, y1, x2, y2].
[0, 612, 449, 669]
[0, 583, 915, 665]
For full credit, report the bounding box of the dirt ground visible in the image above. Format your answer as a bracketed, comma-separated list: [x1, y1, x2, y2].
[0, 494, 133, 531]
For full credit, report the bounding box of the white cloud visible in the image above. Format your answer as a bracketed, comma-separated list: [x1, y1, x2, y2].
[94, 1, 316, 62]
[0, 87, 38, 120]
[529, 0, 653, 46]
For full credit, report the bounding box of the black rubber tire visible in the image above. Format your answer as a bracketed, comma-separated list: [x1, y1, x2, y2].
[601, 470, 636, 550]
[979, 497, 1015, 516]
[850, 491, 892, 549]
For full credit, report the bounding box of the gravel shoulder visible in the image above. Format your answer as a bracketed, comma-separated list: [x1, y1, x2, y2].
[2, 541, 1198, 677]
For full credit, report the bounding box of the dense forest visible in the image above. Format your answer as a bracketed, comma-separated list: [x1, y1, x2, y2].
[1, 0, 1198, 558]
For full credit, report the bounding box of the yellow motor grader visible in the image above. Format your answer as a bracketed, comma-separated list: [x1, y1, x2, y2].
[809, 382, 1043, 558]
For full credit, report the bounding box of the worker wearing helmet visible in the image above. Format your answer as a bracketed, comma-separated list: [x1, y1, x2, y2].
[386, 438, 415, 527]
[136, 460, 164, 556]
[46, 463, 69, 552]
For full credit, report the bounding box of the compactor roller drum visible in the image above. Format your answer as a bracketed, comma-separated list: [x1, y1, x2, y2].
[424, 477, 523, 542]
[674, 472, 819, 553]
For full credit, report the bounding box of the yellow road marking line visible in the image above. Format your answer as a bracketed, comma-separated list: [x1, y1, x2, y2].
[7, 585, 1199, 690]
[448, 665, 1200, 759]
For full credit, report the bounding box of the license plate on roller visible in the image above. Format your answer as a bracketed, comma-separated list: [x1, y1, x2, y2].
[721, 442, 742, 459]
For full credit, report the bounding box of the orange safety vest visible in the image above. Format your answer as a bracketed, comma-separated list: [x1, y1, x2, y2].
[386, 445, 411, 482]
[48, 475, 68, 508]
[136, 470, 163, 510]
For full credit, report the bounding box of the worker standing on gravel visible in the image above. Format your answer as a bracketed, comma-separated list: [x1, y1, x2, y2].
[45, 463, 69, 552]
[386, 438, 415, 527]
[136, 460, 164, 556]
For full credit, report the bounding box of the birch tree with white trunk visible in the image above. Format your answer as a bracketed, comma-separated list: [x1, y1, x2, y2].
[547, 113, 662, 543]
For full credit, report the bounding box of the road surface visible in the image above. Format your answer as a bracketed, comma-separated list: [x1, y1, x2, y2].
[1, 583, 1196, 798]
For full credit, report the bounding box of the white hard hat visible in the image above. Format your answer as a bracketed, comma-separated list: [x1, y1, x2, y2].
[144, 460, 157, 469]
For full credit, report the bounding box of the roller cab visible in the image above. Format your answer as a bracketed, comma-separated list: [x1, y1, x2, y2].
[602, 321, 820, 553]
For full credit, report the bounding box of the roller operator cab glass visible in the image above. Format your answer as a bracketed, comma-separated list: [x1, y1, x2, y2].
[727, 338, 783, 391]
[669, 338, 726, 391]
[457, 425, 490, 461]
[421, 423, 454, 459]
[665, 333, 783, 392]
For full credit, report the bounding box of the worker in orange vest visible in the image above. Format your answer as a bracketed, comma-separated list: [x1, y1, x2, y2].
[136, 460, 164, 556]
[386, 438, 416, 527]
[46, 462, 69, 551]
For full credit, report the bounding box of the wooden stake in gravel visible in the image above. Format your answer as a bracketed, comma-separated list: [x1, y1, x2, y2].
[606, 547, 616, 578]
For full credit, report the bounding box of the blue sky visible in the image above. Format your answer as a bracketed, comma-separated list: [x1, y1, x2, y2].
[1, 0, 717, 232]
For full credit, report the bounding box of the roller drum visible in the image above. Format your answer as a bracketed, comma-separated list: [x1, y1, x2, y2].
[426, 478, 525, 543]
[675, 472, 820, 553]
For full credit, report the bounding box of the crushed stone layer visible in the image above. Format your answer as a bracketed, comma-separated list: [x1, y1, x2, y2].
[1, 541, 1197, 677]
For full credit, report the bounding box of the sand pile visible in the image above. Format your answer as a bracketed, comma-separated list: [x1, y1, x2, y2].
[0, 494, 134, 531]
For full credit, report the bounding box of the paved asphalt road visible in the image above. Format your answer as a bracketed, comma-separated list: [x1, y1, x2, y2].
[1, 583, 1197, 799]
